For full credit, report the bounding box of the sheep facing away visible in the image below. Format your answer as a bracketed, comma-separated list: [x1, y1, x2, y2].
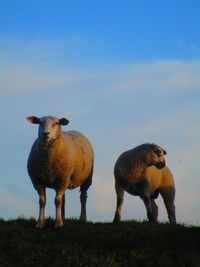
[27, 115, 94, 228]
[113, 143, 176, 224]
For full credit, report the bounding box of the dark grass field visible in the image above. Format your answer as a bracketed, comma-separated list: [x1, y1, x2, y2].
[0, 218, 200, 267]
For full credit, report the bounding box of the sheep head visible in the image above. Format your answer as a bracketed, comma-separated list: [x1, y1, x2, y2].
[145, 143, 167, 169]
[27, 116, 69, 142]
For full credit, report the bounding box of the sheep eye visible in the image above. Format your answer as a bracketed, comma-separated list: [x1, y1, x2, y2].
[53, 122, 59, 127]
[153, 149, 159, 156]
[154, 150, 162, 156]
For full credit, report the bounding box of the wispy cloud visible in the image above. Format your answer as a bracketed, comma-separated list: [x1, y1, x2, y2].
[0, 63, 89, 93]
[174, 39, 200, 53]
[91, 174, 115, 212]
[0, 35, 199, 95]
[0, 35, 93, 93]
[122, 105, 200, 142]
[0, 189, 37, 219]
[100, 60, 200, 97]
[1, 54, 199, 109]
[89, 107, 200, 223]
[0, 36, 200, 224]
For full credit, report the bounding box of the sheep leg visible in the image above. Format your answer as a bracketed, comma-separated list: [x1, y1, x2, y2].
[36, 186, 46, 228]
[61, 193, 65, 220]
[80, 190, 87, 222]
[55, 189, 66, 228]
[143, 195, 156, 222]
[150, 198, 158, 222]
[113, 181, 124, 223]
[79, 166, 93, 222]
[160, 186, 176, 224]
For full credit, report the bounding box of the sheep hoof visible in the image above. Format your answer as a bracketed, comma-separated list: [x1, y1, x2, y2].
[79, 216, 86, 222]
[35, 222, 45, 229]
[149, 220, 158, 224]
[113, 215, 121, 223]
[55, 221, 63, 228]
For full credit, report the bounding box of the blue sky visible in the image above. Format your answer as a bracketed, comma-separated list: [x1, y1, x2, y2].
[0, 0, 200, 224]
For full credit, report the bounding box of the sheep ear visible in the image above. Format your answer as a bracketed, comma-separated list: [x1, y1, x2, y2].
[163, 149, 167, 155]
[59, 118, 69, 126]
[150, 143, 157, 150]
[27, 116, 41, 124]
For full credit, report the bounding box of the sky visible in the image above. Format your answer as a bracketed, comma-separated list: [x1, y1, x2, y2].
[0, 0, 200, 225]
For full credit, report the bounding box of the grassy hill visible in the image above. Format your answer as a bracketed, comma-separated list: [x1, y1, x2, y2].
[0, 218, 200, 267]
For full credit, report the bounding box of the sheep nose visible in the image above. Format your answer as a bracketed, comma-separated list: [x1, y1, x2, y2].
[42, 132, 50, 138]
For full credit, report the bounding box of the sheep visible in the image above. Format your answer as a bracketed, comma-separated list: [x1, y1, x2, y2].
[27, 115, 94, 228]
[113, 143, 176, 224]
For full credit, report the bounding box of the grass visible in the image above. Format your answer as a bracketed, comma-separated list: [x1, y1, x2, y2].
[0, 218, 200, 267]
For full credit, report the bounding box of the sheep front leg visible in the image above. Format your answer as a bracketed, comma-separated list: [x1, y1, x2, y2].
[142, 195, 155, 223]
[55, 189, 66, 228]
[160, 186, 176, 224]
[113, 181, 124, 223]
[36, 187, 46, 228]
[150, 198, 158, 222]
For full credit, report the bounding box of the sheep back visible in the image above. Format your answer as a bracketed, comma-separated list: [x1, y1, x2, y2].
[114, 144, 153, 179]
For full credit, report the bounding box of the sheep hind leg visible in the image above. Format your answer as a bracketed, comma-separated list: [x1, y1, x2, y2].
[36, 186, 46, 228]
[113, 181, 124, 223]
[79, 190, 87, 222]
[160, 186, 176, 224]
[79, 166, 93, 222]
[61, 193, 65, 220]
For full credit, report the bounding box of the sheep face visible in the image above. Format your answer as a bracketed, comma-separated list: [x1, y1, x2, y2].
[147, 144, 167, 169]
[27, 116, 69, 142]
[38, 117, 62, 141]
